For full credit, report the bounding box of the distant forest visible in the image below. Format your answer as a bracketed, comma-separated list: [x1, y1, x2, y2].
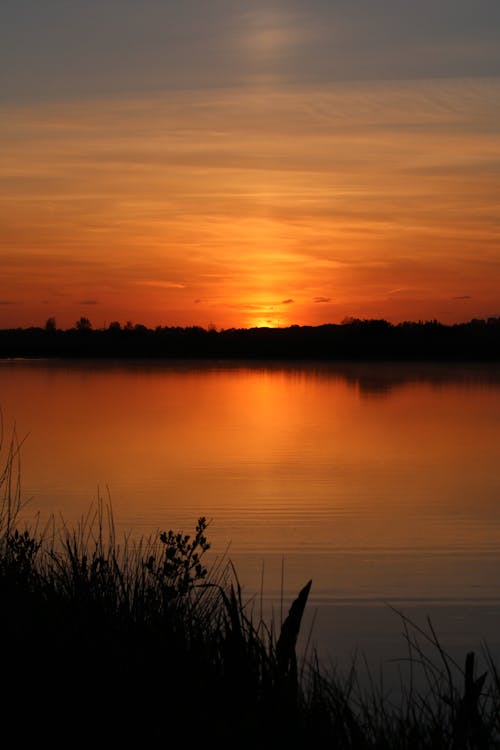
[1, 316, 500, 361]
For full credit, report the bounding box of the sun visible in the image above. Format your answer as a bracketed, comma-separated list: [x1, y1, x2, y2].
[247, 315, 283, 329]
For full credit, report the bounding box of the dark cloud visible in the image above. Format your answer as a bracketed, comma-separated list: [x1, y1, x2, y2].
[282, 298, 294, 304]
[0, 300, 16, 305]
[194, 298, 201, 303]
[78, 299, 99, 305]
[453, 295, 472, 300]
[313, 296, 332, 303]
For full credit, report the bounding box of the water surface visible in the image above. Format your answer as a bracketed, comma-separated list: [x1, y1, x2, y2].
[2, 358, 500, 681]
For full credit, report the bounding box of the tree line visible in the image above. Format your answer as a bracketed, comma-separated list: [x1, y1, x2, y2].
[0, 316, 499, 360]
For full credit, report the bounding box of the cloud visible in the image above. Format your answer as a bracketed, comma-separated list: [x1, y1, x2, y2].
[281, 298, 294, 304]
[194, 298, 201, 303]
[313, 296, 331, 303]
[78, 299, 98, 305]
[3, 1, 500, 104]
[138, 281, 185, 289]
[452, 295, 472, 300]
[242, 303, 276, 312]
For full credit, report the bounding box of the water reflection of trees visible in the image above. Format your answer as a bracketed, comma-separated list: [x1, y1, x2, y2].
[1, 317, 500, 394]
[329, 361, 500, 398]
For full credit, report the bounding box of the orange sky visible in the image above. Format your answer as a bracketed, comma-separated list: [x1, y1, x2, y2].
[1, 4, 500, 330]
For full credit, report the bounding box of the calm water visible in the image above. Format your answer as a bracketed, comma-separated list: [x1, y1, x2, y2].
[2, 358, 500, 681]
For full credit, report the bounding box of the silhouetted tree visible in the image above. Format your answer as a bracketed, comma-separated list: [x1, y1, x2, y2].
[75, 317, 92, 331]
[45, 317, 57, 333]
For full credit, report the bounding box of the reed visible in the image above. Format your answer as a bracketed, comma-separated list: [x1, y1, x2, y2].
[0, 429, 499, 748]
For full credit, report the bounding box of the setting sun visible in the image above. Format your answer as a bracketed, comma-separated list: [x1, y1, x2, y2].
[1, 4, 499, 330]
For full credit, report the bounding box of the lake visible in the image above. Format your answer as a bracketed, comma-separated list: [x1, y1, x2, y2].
[2, 358, 500, 688]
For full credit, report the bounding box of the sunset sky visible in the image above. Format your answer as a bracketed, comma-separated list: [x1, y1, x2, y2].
[1, 1, 499, 330]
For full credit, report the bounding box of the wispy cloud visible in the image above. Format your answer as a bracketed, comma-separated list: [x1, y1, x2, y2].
[137, 281, 186, 289]
[1, 50, 499, 329]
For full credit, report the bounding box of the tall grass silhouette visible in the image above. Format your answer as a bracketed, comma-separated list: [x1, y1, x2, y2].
[0, 424, 499, 747]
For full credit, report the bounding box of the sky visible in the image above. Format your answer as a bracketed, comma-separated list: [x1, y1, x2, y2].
[1, 0, 500, 330]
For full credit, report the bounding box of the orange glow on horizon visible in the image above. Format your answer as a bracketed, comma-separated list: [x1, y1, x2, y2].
[1, 79, 500, 330]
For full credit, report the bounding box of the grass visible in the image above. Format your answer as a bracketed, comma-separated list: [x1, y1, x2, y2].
[1, 429, 500, 748]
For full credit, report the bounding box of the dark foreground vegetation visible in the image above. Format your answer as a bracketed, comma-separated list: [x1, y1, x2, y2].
[1, 316, 500, 360]
[1, 435, 500, 748]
